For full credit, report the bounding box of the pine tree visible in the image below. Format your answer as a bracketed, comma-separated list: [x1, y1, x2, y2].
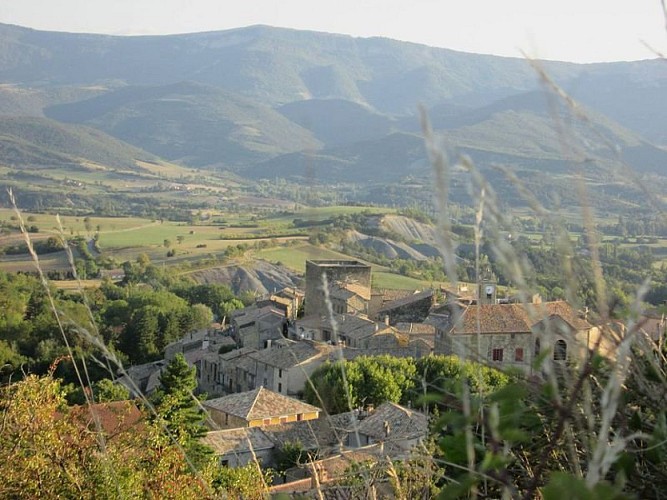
[152, 353, 211, 468]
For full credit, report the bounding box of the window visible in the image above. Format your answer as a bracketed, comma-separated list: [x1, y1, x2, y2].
[492, 348, 504, 361]
[515, 348, 524, 362]
[297, 413, 303, 421]
[278, 369, 283, 378]
[278, 383, 282, 393]
[263, 418, 271, 425]
[554, 340, 567, 361]
[534, 338, 541, 357]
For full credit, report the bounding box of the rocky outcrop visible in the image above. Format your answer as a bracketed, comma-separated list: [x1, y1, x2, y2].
[189, 260, 301, 296]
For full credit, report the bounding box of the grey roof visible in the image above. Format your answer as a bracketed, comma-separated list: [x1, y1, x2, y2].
[249, 342, 330, 370]
[203, 387, 321, 421]
[356, 402, 429, 442]
[234, 305, 285, 327]
[201, 427, 274, 456]
[263, 412, 357, 451]
[394, 322, 437, 335]
[378, 289, 433, 313]
[221, 346, 257, 361]
[336, 315, 376, 335]
[340, 323, 384, 341]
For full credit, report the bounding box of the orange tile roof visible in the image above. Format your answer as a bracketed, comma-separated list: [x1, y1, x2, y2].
[448, 301, 591, 335]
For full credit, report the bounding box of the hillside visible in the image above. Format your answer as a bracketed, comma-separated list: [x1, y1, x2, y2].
[278, 99, 396, 147]
[0, 23, 664, 213]
[0, 23, 664, 121]
[45, 81, 321, 167]
[247, 132, 428, 182]
[0, 116, 156, 169]
[188, 260, 301, 295]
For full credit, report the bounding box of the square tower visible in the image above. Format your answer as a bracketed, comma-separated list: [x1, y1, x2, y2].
[304, 260, 372, 317]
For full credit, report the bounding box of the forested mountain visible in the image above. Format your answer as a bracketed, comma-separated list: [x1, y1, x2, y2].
[45, 81, 320, 167]
[0, 22, 665, 208]
[0, 116, 156, 169]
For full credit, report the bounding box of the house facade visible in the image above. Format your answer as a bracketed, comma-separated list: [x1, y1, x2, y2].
[203, 386, 321, 430]
[432, 300, 604, 372]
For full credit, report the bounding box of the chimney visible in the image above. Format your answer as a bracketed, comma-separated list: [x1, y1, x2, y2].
[384, 315, 390, 326]
[202, 339, 210, 350]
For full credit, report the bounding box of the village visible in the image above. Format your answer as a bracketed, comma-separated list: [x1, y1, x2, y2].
[103, 258, 627, 495]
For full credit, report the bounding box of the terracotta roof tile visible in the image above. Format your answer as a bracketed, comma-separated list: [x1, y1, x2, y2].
[447, 301, 592, 335]
[203, 387, 321, 421]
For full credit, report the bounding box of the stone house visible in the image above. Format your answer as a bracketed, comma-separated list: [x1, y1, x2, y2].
[200, 427, 274, 467]
[231, 305, 287, 349]
[395, 322, 436, 355]
[348, 402, 429, 454]
[375, 289, 435, 325]
[328, 282, 372, 316]
[116, 360, 166, 397]
[218, 347, 258, 394]
[247, 340, 334, 396]
[367, 289, 417, 319]
[432, 300, 603, 372]
[203, 386, 321, 430]
[293, 313, 379, 344]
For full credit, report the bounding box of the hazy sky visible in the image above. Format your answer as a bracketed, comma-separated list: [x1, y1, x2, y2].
[1, 0, 665, 63]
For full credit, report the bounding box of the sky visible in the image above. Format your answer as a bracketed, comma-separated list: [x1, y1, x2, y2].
[0, 0, 665, 63]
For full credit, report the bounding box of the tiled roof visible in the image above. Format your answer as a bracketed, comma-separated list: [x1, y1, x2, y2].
[373, 289, 417, 304]
[356, 402, 428, 442]
[310, 445, 384, 478]
[335, 315, 376, 335]
[410, 337, 434, 350]
[263, 412, 357, 451]
[201, 427, 274, 455]
[331, 282, 371, 301]
[203, 387, 321, 421]
[541, 301, 591, 331]
[342, 324, 389, 341]
[221, 347, 257, 361]
[378, 290, 433, 313]
[234, 305, 284, 327]
[249, 342, 330, 369]
[394, 322, 437, 335]
[69, 401, 143, 437]
[445, 301, 592, 335]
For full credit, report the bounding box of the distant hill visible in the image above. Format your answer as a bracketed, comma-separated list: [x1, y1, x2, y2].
[278, 99, 396, 147]
[0, 23, 664, 212]
[45, 81, 320, 167]
[249, 92, 667, 182]
[0, 23, 664, 118]
[0, 116, 156, 170]
[247, 132, 428, 182]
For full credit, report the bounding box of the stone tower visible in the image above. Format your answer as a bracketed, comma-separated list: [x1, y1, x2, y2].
[304, 260, 372, 317]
